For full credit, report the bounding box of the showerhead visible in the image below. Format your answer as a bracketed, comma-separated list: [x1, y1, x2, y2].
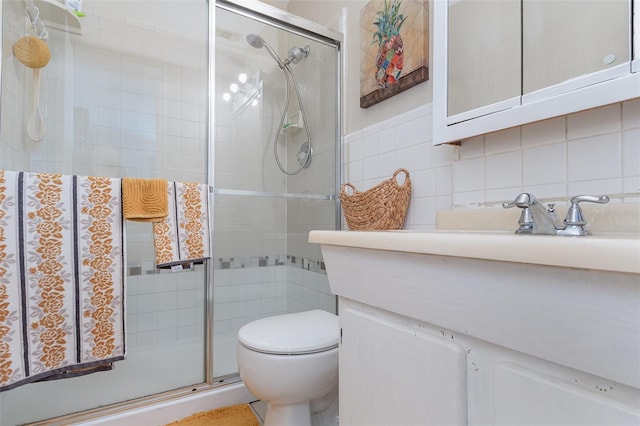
[246, 33, 265, 49]
[246, 33, 285, 68]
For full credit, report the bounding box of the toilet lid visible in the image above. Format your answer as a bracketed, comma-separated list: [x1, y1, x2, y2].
[238, 310, 339, 355]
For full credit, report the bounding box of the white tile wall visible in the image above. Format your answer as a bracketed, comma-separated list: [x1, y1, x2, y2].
[343, 104, 456, 229]
[212, 263, 334, 377]
[0, 3, 208, 183]
[213, 265, 287, 376]
[126, 268, 206, 348]
[287, 267, 335, 314]
[343, 99, 640, 229]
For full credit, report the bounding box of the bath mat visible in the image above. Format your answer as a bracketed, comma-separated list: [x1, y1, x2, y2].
[165, 404, 259, 426]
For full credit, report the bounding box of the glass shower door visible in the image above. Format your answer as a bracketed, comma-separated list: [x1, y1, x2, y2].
[212, 3, 340, 378]
[0, 1, 209, 424]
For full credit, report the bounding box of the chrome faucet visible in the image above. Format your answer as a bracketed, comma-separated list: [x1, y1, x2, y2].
[503, 193, 610, 236]
[502, 193, 558, 235]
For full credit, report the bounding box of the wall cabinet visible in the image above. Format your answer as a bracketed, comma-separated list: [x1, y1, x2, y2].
[434, 0, 640, 145]
[446, 0, 520, 117]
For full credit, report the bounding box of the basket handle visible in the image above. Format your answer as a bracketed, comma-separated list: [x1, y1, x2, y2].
[393, 168, 410, 187]
[340, 182, 357, 196]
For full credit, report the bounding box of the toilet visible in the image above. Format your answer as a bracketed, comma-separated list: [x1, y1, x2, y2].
[237, 309, 339, 426]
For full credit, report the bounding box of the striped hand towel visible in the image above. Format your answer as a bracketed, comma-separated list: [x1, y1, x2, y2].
[152, 181, 211, 270]
[0, 170, 126, 391]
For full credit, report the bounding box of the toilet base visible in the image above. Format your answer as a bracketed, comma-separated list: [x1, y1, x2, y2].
[265, 401, 311, 426]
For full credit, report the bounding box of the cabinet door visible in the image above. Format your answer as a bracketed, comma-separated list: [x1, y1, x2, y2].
[494, 364, 640, 425]
[447, 0, 520, 118]
[523, 0, 630, 96]
[433, 0, 640, 145]
[339, 306, 466, 426]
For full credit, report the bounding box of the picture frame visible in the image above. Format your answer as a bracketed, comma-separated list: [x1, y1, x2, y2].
[359, 0, 429, 108]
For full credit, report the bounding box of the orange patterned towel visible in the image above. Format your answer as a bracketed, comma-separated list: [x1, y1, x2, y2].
[122, 178, 168, 222]
[152, 181, 211, 270]
[0, 170, 126, 391]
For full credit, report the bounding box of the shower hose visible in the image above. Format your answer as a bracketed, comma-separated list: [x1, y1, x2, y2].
[273, 63, 312, 175]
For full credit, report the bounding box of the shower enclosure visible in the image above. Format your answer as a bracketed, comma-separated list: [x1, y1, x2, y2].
[0, 0, 341, 423]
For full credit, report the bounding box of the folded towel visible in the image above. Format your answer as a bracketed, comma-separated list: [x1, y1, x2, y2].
[152, 181, 211, 270]
[122, 177, 168, 222]
[0, 170, 126, 391]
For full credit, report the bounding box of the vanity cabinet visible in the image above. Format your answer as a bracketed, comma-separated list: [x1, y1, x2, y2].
[313, 240, 640, 425]
[434, 0, 640, 145]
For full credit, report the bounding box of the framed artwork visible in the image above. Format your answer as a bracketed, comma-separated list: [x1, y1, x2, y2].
[360, 0, 429, 108]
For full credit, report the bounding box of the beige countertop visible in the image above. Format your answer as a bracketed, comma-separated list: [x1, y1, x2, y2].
[311, 203, 640, 273]
[310, 202, 640, 274]
[309, 230, 640, 274]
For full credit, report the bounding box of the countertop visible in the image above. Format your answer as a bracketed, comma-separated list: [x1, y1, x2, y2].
[309, 230, 640, 274]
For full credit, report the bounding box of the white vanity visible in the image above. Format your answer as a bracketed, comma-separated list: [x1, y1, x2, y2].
[309, 207, 640, 425]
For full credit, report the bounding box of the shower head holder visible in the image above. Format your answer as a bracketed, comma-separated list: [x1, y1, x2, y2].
[283, 45, 310, 66]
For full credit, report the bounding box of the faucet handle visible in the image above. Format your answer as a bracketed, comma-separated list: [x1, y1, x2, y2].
[503, 194, 535, 233]
[563, 195, 610, 226]
[557, 194, 610, 236]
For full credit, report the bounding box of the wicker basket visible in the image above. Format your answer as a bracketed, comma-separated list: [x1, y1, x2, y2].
[340, 168, 411, 230]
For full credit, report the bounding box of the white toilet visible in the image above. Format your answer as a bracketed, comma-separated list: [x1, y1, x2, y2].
[237, 309, 339, 426]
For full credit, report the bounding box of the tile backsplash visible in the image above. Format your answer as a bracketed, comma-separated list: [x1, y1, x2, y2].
[343, 99, 640, 230]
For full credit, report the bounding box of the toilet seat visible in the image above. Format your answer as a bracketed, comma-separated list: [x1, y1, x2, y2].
[238, 310, 338, 355]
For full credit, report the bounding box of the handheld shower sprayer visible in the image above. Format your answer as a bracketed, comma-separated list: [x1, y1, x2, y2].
[245, 33, 312, 175]
[246, 34, 286, 68]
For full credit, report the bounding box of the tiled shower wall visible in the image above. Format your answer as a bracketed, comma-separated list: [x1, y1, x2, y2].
[1, 1, 208, 182]
[343, 99, 640, 230]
